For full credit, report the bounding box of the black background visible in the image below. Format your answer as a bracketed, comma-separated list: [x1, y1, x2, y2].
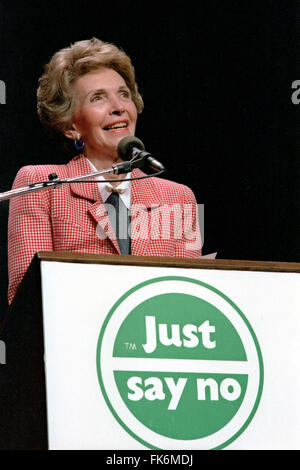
[0, 0, 299, 319]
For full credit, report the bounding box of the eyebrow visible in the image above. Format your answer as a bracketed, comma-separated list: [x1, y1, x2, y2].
[85, 85, 130, 100]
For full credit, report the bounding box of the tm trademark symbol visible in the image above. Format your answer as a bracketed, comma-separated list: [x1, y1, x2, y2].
[124, 342, 137, 351]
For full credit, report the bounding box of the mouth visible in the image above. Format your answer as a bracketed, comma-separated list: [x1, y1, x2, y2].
[103, 120, 129, 132]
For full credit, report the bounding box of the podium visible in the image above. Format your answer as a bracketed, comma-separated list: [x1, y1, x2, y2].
[1, 252, 300, 450]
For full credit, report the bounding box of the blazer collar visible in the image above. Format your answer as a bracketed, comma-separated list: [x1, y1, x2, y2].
[66, 154, 164, 207]
[131, 169, 162, 207]
[66, 154, 101, 202]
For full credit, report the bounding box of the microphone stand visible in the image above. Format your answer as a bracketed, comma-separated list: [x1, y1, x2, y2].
[0, 154, 157, 203]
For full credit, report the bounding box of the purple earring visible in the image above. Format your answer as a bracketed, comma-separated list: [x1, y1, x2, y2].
[74, 135, 85, 152]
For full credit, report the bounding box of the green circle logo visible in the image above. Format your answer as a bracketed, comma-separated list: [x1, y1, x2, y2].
[96, 276, 263, 449]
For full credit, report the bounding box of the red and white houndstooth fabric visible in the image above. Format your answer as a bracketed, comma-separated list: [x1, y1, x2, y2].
[8, 155, 202, 304]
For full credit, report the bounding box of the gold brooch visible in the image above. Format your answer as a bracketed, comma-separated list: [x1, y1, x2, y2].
[105, 185, 124, 194]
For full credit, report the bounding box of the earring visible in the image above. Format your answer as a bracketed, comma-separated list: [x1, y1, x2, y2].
[74, 134, 85, 152]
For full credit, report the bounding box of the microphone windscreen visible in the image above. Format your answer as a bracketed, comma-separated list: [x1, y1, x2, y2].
[117, 136, 145, 160]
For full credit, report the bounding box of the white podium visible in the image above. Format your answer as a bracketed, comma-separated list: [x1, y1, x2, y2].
[36, 252, 300, 450]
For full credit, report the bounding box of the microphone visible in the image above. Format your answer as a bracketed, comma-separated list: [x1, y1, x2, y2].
[116, 136, 165, 173]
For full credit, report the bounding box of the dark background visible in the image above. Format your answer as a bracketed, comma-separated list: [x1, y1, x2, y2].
[0, 0, 299, 319]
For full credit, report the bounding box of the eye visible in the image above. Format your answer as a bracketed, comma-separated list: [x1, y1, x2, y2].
[119, 89, 131, 99]
[90, 93, 105, 103]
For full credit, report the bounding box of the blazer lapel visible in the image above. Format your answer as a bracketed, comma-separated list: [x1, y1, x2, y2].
[66, 155, 121, 253]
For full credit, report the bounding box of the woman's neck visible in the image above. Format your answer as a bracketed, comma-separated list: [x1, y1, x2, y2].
[84, 151, 126, 185]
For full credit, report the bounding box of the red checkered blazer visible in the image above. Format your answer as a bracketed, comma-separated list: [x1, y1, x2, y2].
[8, 155, 202, 304]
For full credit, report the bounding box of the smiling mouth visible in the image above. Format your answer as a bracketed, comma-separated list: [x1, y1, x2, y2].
[103, 121, 128, 131]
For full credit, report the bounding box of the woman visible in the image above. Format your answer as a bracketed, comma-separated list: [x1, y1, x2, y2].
[8, 38, 202, 304]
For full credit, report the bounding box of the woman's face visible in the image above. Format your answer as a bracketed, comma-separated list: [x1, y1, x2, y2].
[70, 67, 138, 161]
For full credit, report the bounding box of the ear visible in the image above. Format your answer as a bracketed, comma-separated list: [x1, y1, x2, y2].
[63, 125, 80, 141]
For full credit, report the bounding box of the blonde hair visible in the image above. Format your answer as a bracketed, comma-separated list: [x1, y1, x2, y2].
[37, 38, 144, 134]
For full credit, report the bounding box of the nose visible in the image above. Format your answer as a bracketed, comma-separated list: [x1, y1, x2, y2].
[109, 95, 125, 115]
